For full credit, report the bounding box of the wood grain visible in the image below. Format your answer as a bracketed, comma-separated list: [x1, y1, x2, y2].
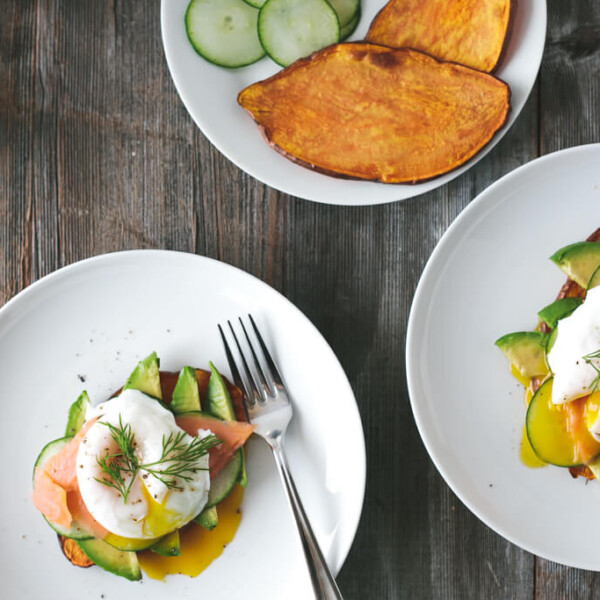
[1, 1, 599, 598]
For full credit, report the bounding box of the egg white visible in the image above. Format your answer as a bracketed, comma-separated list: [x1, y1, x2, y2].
[76, 389, 210, 539]
[548, 286, 600, 405]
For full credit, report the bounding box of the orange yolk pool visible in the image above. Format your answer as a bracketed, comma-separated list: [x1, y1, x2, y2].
[137, 484, 243, 580]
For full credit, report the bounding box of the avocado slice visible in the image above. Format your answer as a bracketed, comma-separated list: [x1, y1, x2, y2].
[550, 242, 600, 288]
[76, 537, 141, 581]
[122, 351, 162, 399]
[205, 362, 248, 486]
[537, 297, 582, 329]
[588, 264, 600, 290]
[64, 390, 90, 437]
[205, 362, 236, 420]
[495, 331, 549, 377]
[170, 366, 201, 414]
[150, 530, 181, 557]
[194, 506, 219, 530]
[102, 532, 161, 552]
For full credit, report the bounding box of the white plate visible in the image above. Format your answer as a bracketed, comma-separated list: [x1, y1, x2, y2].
[0, 251, 365, 599]
[161, 0, 547, 206]
[406, 143, 600, 570]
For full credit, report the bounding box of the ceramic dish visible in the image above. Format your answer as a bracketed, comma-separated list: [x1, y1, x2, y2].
[0, 251, 365, 598]
[406, 143, 600, 570]
[160, 0, 547, 205]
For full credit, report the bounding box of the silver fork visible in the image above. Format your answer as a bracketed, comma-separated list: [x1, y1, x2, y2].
[219, 315, 343, 600]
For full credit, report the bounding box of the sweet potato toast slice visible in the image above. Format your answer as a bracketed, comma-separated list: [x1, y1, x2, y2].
[238, 43, 510, 184]
[366, 0, 514, 73]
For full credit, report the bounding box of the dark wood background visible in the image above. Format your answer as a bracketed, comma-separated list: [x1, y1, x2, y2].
[2, 1, 600, 598]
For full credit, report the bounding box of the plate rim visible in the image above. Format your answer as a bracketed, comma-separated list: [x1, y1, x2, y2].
[405, 142, 600, 569]
[159, 0, 547, 206]
[0, 249, 366, 579]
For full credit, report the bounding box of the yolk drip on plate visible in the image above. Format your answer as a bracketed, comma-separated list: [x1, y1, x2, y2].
[138, 484, 243, 580]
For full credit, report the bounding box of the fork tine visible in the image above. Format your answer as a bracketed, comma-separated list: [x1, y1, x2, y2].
[238, 317, 273, 396]
[248, 314, 284, 387]
[218, 324, 251, 419]
[227, 320, 264, 405]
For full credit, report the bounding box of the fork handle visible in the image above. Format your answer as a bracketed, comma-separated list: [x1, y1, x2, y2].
[270, 437, 344, 600]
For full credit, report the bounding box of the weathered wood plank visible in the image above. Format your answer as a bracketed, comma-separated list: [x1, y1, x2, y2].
[2, 0, 599, 598]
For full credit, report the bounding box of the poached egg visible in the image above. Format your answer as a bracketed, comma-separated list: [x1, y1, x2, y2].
[548, 286, 600, 406]
[76, 389, 210, 540]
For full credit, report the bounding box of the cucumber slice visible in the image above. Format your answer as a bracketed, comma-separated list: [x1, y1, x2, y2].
[65, 390, 90, 436]
[327, 0, 360, 28]
[77, 538, 141, 581]
[243, 0, 267, 7]
[526, 379, 577, 467]
[526, 378, 600, 467]
[205, 450, 243, 509]
[151, 530, 181, 557]
[33, 437, 94, 540]
[195, 506, 219, 530]
[185, 0, 266, 68]
[171, 366, 202, 414]
[123, 351, 162, 399]
[495, 331, 549, 378]
[550, 242, 600, 288]
[258, 0, 340, 67]
[537, 297, 583, 329]
[340, 9, 360, 40]
[588, 264, 600, 290]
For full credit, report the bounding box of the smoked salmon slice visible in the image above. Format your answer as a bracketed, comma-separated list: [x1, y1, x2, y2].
[32, 467, 73, 529]
[44, 419, 97, 492]
[175, 414, 255, 477]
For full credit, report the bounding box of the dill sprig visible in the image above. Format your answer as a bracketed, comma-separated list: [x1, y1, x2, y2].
[582, 349, 600, 394]
[94, 416, 221, 503]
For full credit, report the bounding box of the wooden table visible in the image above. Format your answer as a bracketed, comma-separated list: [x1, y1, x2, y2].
[2, 1, 599, 597]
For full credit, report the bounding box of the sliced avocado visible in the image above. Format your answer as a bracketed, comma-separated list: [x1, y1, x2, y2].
[205, 362, 248, 485]
[550, 242, 600, 288]
[205, 362, 236, 420]
[495, 331, 549, 377]
[546, 327, 558, 355]
[537, 297, 582, 329]
[194, 506, 219, 530]
[587, 455, 600, 479]
[65, 390, 90, 436]
[122, 351, 162, 399]
[76, 537, 141, 581]
[588, 264, 600, 290]
[103, 532, 161, 552]
[151, 530, 180, 556]
[170, 366, 201, 414]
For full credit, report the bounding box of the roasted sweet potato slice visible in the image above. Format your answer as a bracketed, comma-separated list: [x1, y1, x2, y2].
[238, 43, 510, 184]
[58, 536, 94, 568]
[366, 0, 514, 73]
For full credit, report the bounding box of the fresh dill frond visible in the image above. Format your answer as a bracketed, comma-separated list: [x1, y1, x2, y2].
[582, 349, 600, 394]
[141, 431, 221, 491]
[94, 415, 221, 502]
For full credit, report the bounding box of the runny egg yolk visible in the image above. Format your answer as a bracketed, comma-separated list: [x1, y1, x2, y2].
[138, 484, 243, 580]
[584, 392, 600, 438]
